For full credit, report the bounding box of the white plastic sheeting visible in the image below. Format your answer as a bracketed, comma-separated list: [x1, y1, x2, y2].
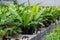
[17, 0, 60, 6]
[0, 0, 60, 6]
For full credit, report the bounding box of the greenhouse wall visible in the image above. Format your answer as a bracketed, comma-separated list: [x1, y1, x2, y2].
[29, 0, 60, 6]
[0, 0, 60, 6]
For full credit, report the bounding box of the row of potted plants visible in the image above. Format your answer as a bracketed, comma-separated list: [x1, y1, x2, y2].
[0, 3, 60, 40]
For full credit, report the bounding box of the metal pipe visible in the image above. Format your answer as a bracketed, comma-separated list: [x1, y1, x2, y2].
[28, 0, 30, 6]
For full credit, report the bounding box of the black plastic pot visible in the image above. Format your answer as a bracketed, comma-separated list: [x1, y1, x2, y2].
[47, 21, 51, 25]
[57, 17, 60, 21]
[45, 23, 49, 27]
[37, 24, 41, 28]
[42, 21, 49, 27]
[37, 24, 41, 31]
[44, 21, 52, 27]
[52, 20, 55, 23]
[29, 26, 35, 34]
[21, 26, 35, 34]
